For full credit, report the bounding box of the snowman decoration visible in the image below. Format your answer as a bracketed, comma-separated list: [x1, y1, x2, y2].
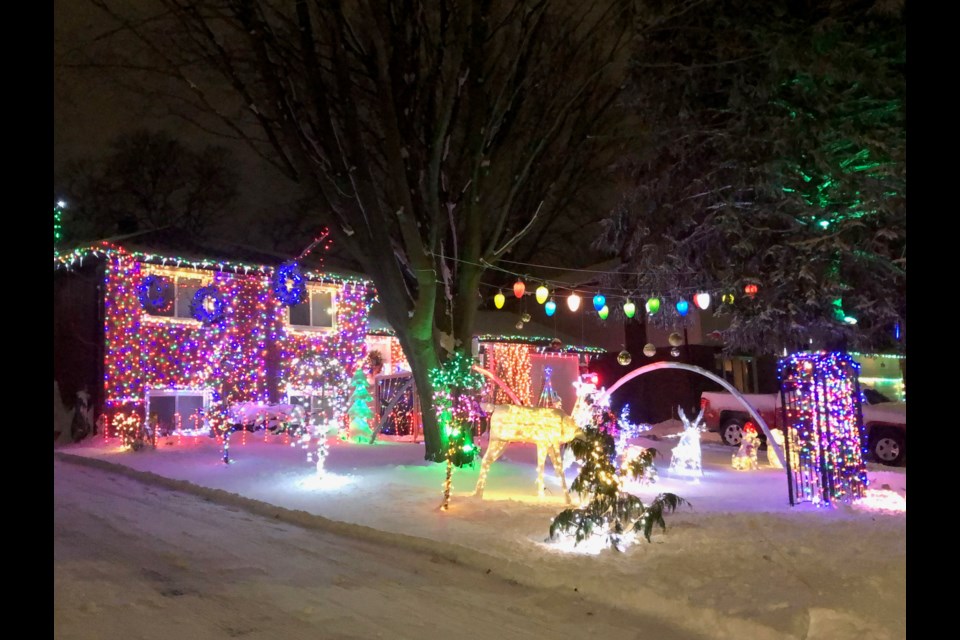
[732, 423, 760, 471]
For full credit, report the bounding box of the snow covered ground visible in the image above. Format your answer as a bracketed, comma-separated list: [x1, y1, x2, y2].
[57, 420, 906, 640]
[55, 459, 699, 640]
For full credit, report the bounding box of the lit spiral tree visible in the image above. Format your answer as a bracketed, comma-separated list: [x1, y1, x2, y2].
[54, 200, 65, 250]
[430, 351, 486, 511]
[550, 412, 688, 551]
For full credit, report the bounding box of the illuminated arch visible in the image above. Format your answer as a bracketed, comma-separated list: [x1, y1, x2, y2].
[604, 362, 785, 468]
[472, 365, 525, 406]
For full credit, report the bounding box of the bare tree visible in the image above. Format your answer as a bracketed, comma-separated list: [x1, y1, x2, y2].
[63, 0, 637, 460]
[57, 129, 239, 239]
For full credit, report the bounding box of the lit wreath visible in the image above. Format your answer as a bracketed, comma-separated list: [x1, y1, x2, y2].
[191, 285, 226, 324]
[137, 274, 172, 313]
[272, 261, 307, 306]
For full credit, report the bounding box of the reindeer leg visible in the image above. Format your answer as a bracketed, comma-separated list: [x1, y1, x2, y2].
[549, 443, 571, 505]
[536, 444, 548, 499]
[474, 440, 506, 499]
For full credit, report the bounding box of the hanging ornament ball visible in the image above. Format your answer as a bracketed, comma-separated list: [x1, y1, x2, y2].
[598, 305, 609, 320]
[722, 293, 735, 305]
[642, 343, 657, 357]
[668, 332, 683, 347]
[521, 312, 531, 323]
[593, 293, 606, 312]
[623, 300, 637, 318]
[567, 292, 582, 312]
[617, 350, 633, 366]
[694, 292, 711, 310]
[514, 280, 526, 298]
[646, 297, 660, 315]
[676, 299, 690, 316]
[494, 291, 505, 309]
[515, 320, 524, 330]
[545, 299, 557, 317]
[744, 283, 759, 298]
[536, 285, 549, 305]
[670, 347, 680, 357]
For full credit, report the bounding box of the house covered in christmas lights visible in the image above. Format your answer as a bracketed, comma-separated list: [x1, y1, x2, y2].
[53, 231, 373, 436]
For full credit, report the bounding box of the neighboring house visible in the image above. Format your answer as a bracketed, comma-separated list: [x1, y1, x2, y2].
[54, 232, 373, 436]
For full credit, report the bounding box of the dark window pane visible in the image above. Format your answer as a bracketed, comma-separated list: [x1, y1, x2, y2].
[310, 291, 334, 327]
[177, 395, 205, 428]
[289, 301, 310, 326]
[176, 278, 203, 319]
[148, 396, 176, 435]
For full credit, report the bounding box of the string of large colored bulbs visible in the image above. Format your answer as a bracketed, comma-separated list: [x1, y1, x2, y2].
[489, 278, 759, 319]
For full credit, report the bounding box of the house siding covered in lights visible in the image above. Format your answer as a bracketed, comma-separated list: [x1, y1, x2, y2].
[54, 238, 373, 434]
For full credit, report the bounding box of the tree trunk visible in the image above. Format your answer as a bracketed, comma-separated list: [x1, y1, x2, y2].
[397, 331, 444, 462]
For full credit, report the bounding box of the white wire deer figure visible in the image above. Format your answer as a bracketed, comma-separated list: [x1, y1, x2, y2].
[670, 407, 706, 477]
[474, 404, 579, 504]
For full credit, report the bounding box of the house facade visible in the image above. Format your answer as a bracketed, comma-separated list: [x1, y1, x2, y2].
[54, 240, 373, 437]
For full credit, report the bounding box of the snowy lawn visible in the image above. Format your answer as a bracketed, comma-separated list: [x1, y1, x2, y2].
[57, 420, 905, 640]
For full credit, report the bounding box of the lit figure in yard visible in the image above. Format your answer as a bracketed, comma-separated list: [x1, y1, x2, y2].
[732, 423, 760, 471]
[474, 405, 579, 503]
[669, 407, 705, 477]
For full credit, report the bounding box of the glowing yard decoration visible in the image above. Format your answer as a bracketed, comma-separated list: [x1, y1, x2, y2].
[693, 293, 711, 310]
[474, 404, 579, 503]
[513, 280, 526, 298]
[567, 292, 582, 312]
[731, 423, 760, 471]
[778, 352, 868, 507]
[545, 299, 557, 316]
[494, 290, 506, 309]
[537, 366, 562, 410]
[347, 368, 374, 441]
[430, 352, 486, 510]
[623, 299, 636, 318]
[669, 407, 705, 477]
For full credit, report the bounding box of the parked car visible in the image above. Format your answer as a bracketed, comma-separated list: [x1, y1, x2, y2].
[700, 389, 906, 466]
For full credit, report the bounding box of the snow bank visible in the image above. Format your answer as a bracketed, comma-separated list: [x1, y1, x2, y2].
[56, 421, 905, 640]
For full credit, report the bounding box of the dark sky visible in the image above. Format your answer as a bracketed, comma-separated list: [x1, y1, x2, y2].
[54, 0, 301, 243]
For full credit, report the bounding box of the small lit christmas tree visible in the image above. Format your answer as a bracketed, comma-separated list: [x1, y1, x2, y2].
[347, 368, 374, 441]
[550, 409, 687, 550]
[54, 200, 65, 250]
[537, 366, 562, 410]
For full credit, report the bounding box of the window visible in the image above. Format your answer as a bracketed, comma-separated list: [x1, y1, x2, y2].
[287, 285, 337, 330]
[142, 267, 212, 320]
[145, 389, 211, 435]
[287, 390, 340, 426]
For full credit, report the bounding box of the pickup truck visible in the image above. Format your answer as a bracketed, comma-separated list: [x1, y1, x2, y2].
[700, 388, 907, 466]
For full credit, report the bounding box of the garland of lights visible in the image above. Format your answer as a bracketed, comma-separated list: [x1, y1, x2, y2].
[190, 285, 227, 325]
[55, 243, 373, 287]
[137, 274, 172, 313]
[272, 261, 307, 306]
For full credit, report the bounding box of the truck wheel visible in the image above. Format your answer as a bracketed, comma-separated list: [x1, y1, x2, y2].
[720, 418, 744, 447]
[870, 428, 905, 466]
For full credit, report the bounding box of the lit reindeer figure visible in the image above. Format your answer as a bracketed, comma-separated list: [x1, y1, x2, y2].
[670, 407, 706, 477]
[474, 404, 579, 504]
